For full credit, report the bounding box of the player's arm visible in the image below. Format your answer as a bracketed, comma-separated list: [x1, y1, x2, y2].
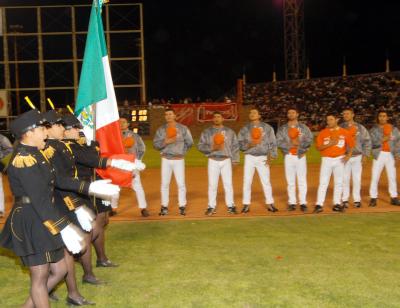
[267, 125, 278, 159]
[231, 132, 240, 164]
[360, 125, 372, 158]
[237, 127, 250, 151]
[275, 126, 289, 153]
[183, 127, 194, 153]
[135, 134, 146, 160]
[153, 127, 167, 150]
[197, 131, 211, 155]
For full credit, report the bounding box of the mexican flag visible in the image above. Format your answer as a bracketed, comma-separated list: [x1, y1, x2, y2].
[75, 0, 133, 187]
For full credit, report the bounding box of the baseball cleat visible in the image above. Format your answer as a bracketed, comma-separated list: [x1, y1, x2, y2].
[353, 202, 361, 208]
[313, 205, 323, 213]
[266, 204, 278, 212]
[332, 204, 345, 212]
[241, 204, 250, 213]
[141, 209, 150, 217]
[287, 204, 296, 211]
[205, 207, 215, 216]
[369, 198, 377, 207]
[159, 206, 168, 216]
[179, 207, 186, 216]
[390, 198, 400, 206]
[300, 204, 308, 213]
[227, 206, 238, 214]
[342, 201, 349, 208]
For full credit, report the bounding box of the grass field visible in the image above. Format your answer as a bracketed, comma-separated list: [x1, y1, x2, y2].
[2, 213, 400, 307]
[142, 139, 322, 168]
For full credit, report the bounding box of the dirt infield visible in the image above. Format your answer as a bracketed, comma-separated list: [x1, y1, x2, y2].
[110, 161, 400, 221]
[0, 162, 399, 224]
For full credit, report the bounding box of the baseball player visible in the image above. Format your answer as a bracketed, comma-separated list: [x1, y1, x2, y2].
[238, 107, 279, 213]
[314, 113, 354, 213]
[120, 117, 149, 217]
[369, 110, 400, 207]
[198, 111, 240, 215]
[153, 108, 193, 216]
[340, 108, 371, 208]
[0, 133, 13, 218]
[276, 107, 313, 212]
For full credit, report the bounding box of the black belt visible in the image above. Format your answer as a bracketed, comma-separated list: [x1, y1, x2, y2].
[15, 196, 31, 204]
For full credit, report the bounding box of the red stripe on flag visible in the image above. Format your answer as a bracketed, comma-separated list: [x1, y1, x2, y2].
[96, 120, 134, 187]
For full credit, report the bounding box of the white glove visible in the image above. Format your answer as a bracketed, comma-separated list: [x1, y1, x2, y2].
[110, 194, 120, 209]
[89, 179, 120, 200]
[110, 159, 136, 172]
[75, 206, 95, 232]
[134, 159, 146, 171]
[60, 224, 85, 254]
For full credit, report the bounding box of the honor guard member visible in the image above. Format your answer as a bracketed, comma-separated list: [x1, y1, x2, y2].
[43, 110, 102, 301]
[62, 114, 129, 269]
[276, 107, 313, 212]
[238, 108, 279, 213]
[340, 108, 371, 208]
[198, 111, 240, 215]
[0, 110, 85, 308]
[314, 113, 354, 213]
[120, 116, 149, 217]
[153, 108, 193, 216]
[369, 110, 400, 207]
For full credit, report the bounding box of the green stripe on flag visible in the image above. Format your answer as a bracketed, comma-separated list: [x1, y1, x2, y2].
[75, 1, 108, 115]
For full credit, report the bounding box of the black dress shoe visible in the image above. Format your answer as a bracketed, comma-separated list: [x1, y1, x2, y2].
[66, 296, 95, 306]
[227, 206, 238, 214]
[342, 201, 349, 208]
[300, 204, 308, 213]
[49, 291, 59, 302]
[241, 204, 250, 213]
[369, 198, 377, 207]
[354, 202, 361, 208]
[313, 205, 323, 213]
[390, 198, 400, 206]
[287, 204, 296, 211]
[82, 276, 106, 285]
[141, 209, 150, 217]
[96, 259, 119, 268]
[266, 204, 278, 212]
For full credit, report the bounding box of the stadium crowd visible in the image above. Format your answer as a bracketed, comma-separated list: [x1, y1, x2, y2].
[244, 72, 400, 130]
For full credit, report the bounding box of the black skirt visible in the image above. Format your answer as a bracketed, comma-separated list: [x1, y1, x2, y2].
[21, 247, 64, 267]
[0, 203, 64, 258]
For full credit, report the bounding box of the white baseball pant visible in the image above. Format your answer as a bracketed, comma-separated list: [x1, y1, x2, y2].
[342, 155, 362, 203]
[132, 170, 147, 209]
[161, 158, 187, 207]
[369, 152, 398, 198]
[284, 154, 307, 205]
[208, 158, 234, 208]
[316, 156, 345, 206]
[242, 154, 274, 205]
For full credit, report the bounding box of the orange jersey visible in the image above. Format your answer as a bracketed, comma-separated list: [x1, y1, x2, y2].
[382, 124, 392, 152]
[288, 127, 300, 155]
[317, 127, 354, 157]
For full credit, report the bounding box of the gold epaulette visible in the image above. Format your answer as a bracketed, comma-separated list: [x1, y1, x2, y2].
[42, 146, 55, 160]
[77, 137, 86, 146]
[12, 153, 37, 168]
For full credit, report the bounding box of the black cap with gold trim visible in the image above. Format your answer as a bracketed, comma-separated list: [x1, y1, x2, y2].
[62, 114, 83, 130]
[10, 109, 47, 138]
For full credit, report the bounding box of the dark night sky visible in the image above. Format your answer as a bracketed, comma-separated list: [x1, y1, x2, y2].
[1, 0, 399, 101]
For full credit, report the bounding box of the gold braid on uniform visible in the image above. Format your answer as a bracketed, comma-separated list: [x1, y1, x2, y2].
[41, 146, 55, 160]
[12, 153, 37, 168]
[62, 141, 74, 154]
[77, 136, 86, 146]
[43, 220, 60, 235]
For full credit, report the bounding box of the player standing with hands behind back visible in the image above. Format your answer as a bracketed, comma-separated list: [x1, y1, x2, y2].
[153, 108, 193, 216]
[198, 111, 240, 215]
